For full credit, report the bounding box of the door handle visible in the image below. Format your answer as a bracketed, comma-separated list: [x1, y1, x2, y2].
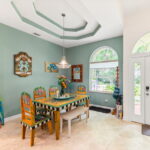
[146, 86, 150, 91]
[145, 86, 150, 96]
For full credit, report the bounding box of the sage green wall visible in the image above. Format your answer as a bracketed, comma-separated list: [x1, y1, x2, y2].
[66, 36, 123, 108]
[0, 23, 63, 117]
[0, 23, 123, 117]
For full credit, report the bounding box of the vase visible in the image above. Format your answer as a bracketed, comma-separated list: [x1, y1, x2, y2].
[60, 87, 65, 96]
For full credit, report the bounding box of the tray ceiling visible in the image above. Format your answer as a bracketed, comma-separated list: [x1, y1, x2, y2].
[0, 0, 123, 48]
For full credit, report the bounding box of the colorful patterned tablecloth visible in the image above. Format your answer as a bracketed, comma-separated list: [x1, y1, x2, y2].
[33, 94, 90, 111]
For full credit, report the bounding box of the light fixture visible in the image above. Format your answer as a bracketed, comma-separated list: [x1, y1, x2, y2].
[56, 13, 71, 69]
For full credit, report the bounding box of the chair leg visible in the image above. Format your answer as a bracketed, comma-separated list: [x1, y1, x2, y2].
[68, 120, 71, 138]
[44, 109, 47, 115]
[22, 125, 26, 139]
[41, 124, 44, 129]
[53, 112, 55, 121]
[49, 111, 52, 118]
[47, 121, 53, 134]
[60, 118, 63, 134]
[77, 115, 80, 119]
[69, 106, 72, 111]
[88, 109, 89, 118]
[30, 129, 35, 146]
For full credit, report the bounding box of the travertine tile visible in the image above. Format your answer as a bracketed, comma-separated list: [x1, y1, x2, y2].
[0, 111, 150, 150]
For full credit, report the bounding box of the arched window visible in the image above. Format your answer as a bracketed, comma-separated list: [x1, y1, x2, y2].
[89, 46, 119, 93]
[133, 33, 150, 54]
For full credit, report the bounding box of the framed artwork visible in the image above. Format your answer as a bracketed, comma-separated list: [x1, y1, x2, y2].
[14, 52, 32, 77]
[45, 62, 58, 73]
[71, 64, 83, 82]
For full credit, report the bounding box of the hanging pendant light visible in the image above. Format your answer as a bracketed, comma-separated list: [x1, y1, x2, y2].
[56, 13, 71, 69]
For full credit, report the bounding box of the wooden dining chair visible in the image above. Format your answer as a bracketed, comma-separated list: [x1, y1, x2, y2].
[33, 87, 47, 114]
[76, 85, 87, 107]
[49, 85, 58, 98]
[76, 85, 87, 95]
[20, 92, 53, 146]
[33, 87, 46, 100]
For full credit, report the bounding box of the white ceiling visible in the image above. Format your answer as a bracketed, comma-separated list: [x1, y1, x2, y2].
[0, 0, 123, 48]
[123, 0, 150, 16]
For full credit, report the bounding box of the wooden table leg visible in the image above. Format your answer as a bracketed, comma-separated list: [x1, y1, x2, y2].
[86, 99, 90, 118]
[34, 104, 37, 115]
[54, 111, 60, 140]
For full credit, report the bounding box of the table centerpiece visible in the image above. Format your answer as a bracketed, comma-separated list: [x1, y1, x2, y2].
[58, 75, 70, 96]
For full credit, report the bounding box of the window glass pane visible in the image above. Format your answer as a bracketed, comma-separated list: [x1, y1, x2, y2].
[91, 48, 118, 62]
[134, 63, 141, 115]
[90, 67, 117, 92]
[133, 33, 150, 54]
[89, 47, 118, 93]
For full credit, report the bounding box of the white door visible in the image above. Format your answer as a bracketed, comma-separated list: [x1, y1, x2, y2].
[130, 57, 150, 124]
[144, 57, 150, 125]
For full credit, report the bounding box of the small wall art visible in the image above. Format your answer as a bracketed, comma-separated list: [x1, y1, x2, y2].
[14, 52, 32, 77]
[71, 64, 83, 82]
[45, 62, 59, 73]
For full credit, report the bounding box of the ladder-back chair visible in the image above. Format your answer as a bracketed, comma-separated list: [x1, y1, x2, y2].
[20, 92, 53, 146]
[49, 85, 58, 98]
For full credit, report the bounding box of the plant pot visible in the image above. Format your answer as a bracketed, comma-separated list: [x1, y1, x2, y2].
[116, 105, 123, 119]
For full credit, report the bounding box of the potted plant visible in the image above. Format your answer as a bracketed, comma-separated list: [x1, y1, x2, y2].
[112, 87, 123, 119]
[57, 75, 70, 96]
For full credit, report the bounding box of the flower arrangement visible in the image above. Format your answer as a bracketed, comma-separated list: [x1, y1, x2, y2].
[57, 75, 70, 95]
[58, 75, 70, 88]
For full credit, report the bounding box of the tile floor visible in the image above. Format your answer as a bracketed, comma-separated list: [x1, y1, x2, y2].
[0, 111, 150, 150]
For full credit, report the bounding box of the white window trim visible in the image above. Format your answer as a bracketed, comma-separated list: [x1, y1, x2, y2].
[88, 90, 113, 94]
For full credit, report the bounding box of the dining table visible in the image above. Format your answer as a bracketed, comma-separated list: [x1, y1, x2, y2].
[33, 94, 90, 140]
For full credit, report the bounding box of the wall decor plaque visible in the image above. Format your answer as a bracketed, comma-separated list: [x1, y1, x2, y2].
[71, 64, 83, 82]
[14, 52, 32, 77]
[45, 62, 59, 73]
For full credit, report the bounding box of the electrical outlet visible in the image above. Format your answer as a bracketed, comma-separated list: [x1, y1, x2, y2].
[105, 99, 108, 102]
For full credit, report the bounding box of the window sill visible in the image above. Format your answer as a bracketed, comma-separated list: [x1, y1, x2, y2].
[88, 91, 113, 94]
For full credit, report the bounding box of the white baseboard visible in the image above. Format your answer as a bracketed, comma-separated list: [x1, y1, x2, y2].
[90, 104, 114, 112]
[5, 114, 21, 122]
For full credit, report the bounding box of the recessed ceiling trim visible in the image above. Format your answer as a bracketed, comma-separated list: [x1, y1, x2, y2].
[11, 1, 101, 40]
[33, 1, 88, 32]
[63, 24, 101, 40]
[11, 1, 59, 38]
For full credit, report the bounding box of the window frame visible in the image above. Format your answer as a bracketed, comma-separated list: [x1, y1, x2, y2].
[89, 46, 119, 94]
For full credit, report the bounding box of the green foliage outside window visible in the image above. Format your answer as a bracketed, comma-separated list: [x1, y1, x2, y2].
[133, 33, 150, 54]
[90, 47, 119, 93]
[91, 48, 118, 62]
